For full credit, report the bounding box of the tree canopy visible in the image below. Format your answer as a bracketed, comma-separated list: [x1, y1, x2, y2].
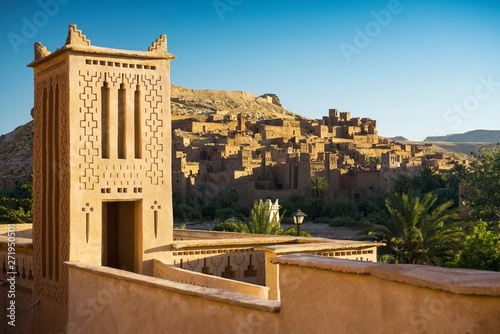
[453, 220, 500, 271]
[461, 145, 500, 225]
[360, 192, 464, 265]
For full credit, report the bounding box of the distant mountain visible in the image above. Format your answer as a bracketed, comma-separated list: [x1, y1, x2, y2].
[388, 136, 409, 142]
[424, 130, 500, 143]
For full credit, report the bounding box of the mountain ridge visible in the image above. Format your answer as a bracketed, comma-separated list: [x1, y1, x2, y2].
[424, 130, 500, 143]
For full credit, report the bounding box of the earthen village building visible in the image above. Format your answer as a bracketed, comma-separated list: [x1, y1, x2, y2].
[0, 25, 498, 334]
[170, 92, 467, 206]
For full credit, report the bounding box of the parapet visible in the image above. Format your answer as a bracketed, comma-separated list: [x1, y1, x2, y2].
[29, 24, 175, 67]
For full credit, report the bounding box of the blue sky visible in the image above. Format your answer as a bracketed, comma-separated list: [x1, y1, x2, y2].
[1, 0, 499, 140]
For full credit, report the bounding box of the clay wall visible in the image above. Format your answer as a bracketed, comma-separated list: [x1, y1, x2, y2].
[67, 256, 500, 334]
[154, 259, 269, 299]
[191, 121, 237, 134]
[275, 255, 500, 334]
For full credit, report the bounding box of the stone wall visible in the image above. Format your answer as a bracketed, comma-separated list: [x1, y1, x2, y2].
[67, 263, 280, 334]
[66, 255, 500, 334]
[275, 255, 500, 333]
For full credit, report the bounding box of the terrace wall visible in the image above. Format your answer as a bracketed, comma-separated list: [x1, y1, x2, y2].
[67, 255, 500, 334]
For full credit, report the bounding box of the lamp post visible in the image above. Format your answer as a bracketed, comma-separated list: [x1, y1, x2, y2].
[291, 208, 307, 236]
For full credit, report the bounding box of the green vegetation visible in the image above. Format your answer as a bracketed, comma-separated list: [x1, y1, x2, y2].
[214, 207, 236, 222]
[213, 200, 309, 236]
[240, 201, 287, 235]
[212, 219, 244, 233]
[0, 177, 32, 224]
[304, 176, 330, 219]
[173, 185, 248, 222]
[452, 221, 500, 271]
[368, 156, 381, 166]
[359, 192, 463, 265]
[461, 145, 500, 224]
[281, 194, 310, 219]
[355, 146, 500, 271]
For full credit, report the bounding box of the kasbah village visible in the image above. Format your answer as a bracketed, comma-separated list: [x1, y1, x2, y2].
[0, 23, 498, 334]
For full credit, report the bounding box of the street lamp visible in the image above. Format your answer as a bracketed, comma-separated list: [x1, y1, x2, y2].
[291, 208, 307, 236]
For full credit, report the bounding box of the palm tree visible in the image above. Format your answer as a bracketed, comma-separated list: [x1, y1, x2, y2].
[219, 188, 238, 207]
[360, 192, 464, 265]
[192, 181, 216, 207]
[368, 156, 381, 167]
[304, 176, 330, 219]
[415, 166, 443, 193]
[451, 163, 467, 180]
[392, 174, 414, 194]
[241, 201, 289, 235]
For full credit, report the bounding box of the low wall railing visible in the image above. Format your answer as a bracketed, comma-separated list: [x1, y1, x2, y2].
[154, 259, 269, 299]
[0, 236, 34, 289]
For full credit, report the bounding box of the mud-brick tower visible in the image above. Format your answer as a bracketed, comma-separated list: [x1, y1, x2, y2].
[28, 24, 175, 332]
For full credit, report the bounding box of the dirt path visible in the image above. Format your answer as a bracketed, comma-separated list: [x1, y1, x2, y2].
[282, 222, 359, 240]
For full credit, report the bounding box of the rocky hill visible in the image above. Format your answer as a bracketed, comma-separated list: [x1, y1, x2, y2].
[424, 130, 500, 143]
[171, 85, 298, 121]
[0, 121, 33, 191]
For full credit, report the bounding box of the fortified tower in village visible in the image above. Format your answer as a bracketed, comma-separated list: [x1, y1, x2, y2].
[28, 24, 175, 332]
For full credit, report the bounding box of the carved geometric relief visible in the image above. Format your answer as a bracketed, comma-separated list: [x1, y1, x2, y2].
[142, 75, 165, 185]
[33, 71, 70, 305]
[145, 112, 163, 134]
[32, 79, 43, 299]
[107, 72, 121, 88]
[146, 163, 163, 185]
[78, 70, 101, 190]
[80, 110, 98, 136]
[80, 85, 97, 108]
[151, 201, 162, 238]
[145, 86, 162, 109]
[101, 165, 143, 188]
[58, 71, 70, 304]
[80, 168, 99, 190]
[82, 203, 94, 243]
[145, 137, 163, 159]
[79, 141, 98, 164]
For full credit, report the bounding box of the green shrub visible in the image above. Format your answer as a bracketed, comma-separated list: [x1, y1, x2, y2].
[280, 227, 312, 237]
[174, 201, 201, 221]
[215, 208, 236, 222]
[212, 220, 244, 232]
[324, 197, 362, 220]
[453, 221, 500, 271]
